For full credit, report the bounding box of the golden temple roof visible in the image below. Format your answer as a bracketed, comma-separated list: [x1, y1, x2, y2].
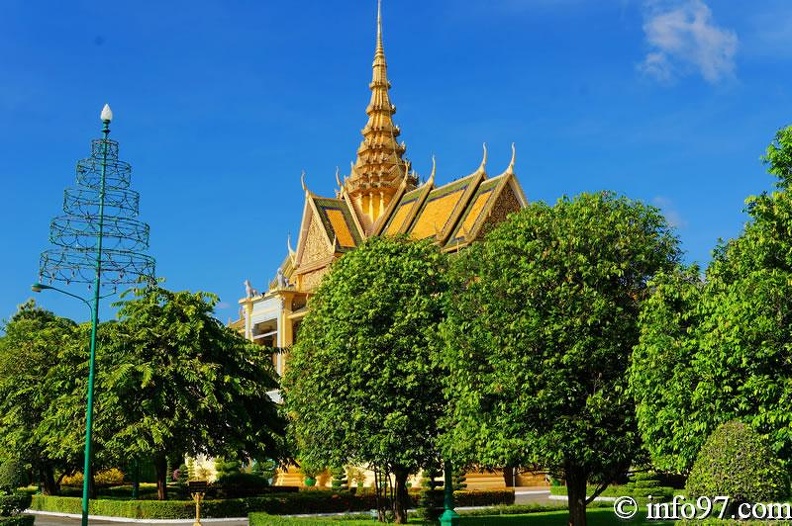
[280, 6, 528, 293]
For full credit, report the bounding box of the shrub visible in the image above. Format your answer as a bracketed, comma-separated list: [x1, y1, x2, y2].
[251, 460, 277, 482]
[686, 421, 789, 504]
[0, 462, 28, 494]
[346, 467, 365, 488]
[214, 472, 270, 498]
[417, 466, 443, 523]
[95, 468, 125, 487]
[626, 471, 674, 502]
[0, 516, 35, 526]
[0, 495, 32, 517]
[330, 467, 347, 489]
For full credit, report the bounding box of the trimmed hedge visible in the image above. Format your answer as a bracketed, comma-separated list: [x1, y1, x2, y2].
[30, 489, 514, 518]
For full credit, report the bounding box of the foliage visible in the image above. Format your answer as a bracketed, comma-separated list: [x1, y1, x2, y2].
[0, 516, 35, 526]
[440, 192, 681, 526]
[625, 471, 674, 502]
[686, 421, 788, 503]
[0, 300, 79, 495]
[214, 472, 271, 498]
[29, 489, 512, 519]
[417, 466, 443, 522]
[282, 236, 448, 523]
[251, 459, 278, 482]
[631, 125, 792, 474]
[0, 461, 28, 494]
[629, 265, 705, 472]
[330, 467, 347, 489]
[452, 465, 467, 491]
[215, 458, 243, 479]
[346, 467, 365, 488]
[56, 284, 286, 499]
[0, 494, 31, 517]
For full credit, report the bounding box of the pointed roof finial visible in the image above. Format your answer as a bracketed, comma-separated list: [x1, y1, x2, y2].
[343, 0, 415, 209]
[377, 0, 384, 55]
[335, 166, 342, 187]
[301, 170, 308, 193]
[287, 233, 296, 257]
[506, 143, 516, 175]
[478, 143, 488, 173]
[428, 155, 436, 184]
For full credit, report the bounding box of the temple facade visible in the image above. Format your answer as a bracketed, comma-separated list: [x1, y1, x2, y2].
[234, 2, 538, 487]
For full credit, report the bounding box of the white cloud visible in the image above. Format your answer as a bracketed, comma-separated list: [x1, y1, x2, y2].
[639, 0, 738, 84]
[652, 196, 687, 228]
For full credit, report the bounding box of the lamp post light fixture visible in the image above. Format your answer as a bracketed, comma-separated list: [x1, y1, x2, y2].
[35, 105, 155, 526]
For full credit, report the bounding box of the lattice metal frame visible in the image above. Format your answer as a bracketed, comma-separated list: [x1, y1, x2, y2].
[38, 117, 155, 291]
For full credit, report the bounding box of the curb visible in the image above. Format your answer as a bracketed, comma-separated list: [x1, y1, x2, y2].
[25, 510, 248, 524]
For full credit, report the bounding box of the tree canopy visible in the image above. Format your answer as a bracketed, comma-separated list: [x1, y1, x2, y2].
[282, 236, 448, 523]
[102, 285, 286, 499]
[0, 285, 286, 500]
[439, 192, 681, 526]
[631, 125, 792, 473]
[0, 300, 79, 494]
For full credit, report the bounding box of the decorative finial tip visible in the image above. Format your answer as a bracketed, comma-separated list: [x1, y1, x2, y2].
[100, 104, 113, 123]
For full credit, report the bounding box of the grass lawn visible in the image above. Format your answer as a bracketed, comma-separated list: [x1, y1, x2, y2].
[250, 508, 676, 525]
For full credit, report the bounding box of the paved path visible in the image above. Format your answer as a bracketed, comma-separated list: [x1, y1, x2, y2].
[514, 487, 553, 505]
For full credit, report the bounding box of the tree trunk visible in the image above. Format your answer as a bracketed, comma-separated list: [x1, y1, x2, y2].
[154, 454, 169, 501]
[393, 467, 409, 524]
[38, 465, 58, 495]
[566, 467, 588, 526]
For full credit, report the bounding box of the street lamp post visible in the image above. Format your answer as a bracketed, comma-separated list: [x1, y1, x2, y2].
[439, 460, 460, 526]
[35, 105, 155, 526]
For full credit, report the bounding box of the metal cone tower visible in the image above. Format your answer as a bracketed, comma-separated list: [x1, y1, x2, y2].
[39, 104, 155, 288]
[35, 104, 155, 526]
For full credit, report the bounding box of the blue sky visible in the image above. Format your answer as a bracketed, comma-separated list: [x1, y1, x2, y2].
[2, 0, 791, 324]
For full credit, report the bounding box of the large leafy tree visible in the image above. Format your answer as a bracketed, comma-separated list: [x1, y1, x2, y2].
[39, 285, 287, 500]
[282, 236, 447, 524]
[0, 301, 79, 494]
[631, 125, 792, 472]
[440, 192, 680, 526]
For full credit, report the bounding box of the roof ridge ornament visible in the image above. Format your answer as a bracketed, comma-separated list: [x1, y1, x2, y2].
[287, 233, 296, 258]
[478, 143, 488, 174]
[301, 170, 308, 194]
[506, 142, 516, 175]
[428, 155, 436, 185]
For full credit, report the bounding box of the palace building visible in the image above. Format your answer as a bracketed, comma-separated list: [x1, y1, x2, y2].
[235, 2, 536, 488]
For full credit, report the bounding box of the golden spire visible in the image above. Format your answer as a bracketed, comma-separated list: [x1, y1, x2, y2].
[345, 0, 417, 229]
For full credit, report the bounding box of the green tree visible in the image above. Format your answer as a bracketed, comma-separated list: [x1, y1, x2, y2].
[440, 192, 680, 526]
[0, 300, 79, 494]
[41, 285, 287, 500]
[629, 265, 705, 473]
[631, 125, 792, 473]
[282, 236, 448, 524]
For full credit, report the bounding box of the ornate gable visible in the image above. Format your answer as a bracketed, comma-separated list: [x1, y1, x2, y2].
[294, 196, 335, 274]
[444, 171, 527, 251]
[407, 168, 485, 244]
